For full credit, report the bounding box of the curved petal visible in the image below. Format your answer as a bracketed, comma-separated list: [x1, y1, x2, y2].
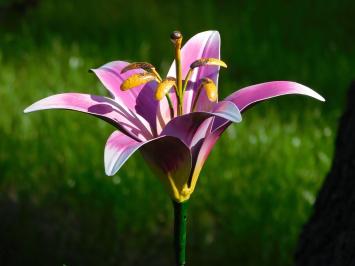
[92, 61, 160, 135]
[140, 136, 193, 202]
[158, 31, 221, 132]
[189, 124, 225, 192]
[225, 81, 325, 112]
[212, 100, 242, 123]
[188, 81, 325, 194]
[105, 131, 144, 176]
[160, 101, 241, 147]
[105, 131, 193, 202]
[167, 31, 221, 83]
[24, 93, 153, 141]
[91, 61, 144, 106]
[210, 81, 325, 147]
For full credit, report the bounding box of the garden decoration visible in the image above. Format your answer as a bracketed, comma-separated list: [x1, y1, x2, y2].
[24, 30, 324, 266]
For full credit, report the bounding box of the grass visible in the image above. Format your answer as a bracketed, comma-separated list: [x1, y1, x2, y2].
[0, 0, 353, 265]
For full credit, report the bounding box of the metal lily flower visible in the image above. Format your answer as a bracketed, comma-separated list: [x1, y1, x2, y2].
[24, 30, 324, 266]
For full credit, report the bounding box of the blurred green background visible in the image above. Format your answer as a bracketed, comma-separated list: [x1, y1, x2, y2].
[0, 0, 354, 265]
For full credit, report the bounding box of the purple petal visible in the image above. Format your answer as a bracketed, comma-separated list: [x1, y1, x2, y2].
[24, 93, 153, 141]
[167, 31, 221, 83]
[161, 101, 241, 146]
[189, 124, 225, 191]
[161, 112, 212, 147]
[158, 31, 221, 127]
[212, 100, 242, 123]
[209, 81, 325, 152]
[105, 131, 144, 175]
[226, 81, 325, 112]
[91, 61, 142, 106]
[140, 135, 192, 202]
[105, 131, 193, 201]
[91, 61, 160, 135]
[188, 81, 325, 193]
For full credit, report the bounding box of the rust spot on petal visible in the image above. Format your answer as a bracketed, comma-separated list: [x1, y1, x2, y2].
[120, 73, 157, 91]
[190, 58, 227, 69]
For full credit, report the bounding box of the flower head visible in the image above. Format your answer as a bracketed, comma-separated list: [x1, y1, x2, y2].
[24, 31, 324, 202]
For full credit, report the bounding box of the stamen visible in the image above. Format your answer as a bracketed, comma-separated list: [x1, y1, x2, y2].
[121, 62, 156, 74]
[155, 77, 176, 101]
[155, 77, 176, 119]
[201, 78, 218, 102]
[182, 58, 227, 95]
[190, 58, 227, 69]
[191, 78, 218, 111]
[121, 62, 163, 82]
[120, 73, 157, 91]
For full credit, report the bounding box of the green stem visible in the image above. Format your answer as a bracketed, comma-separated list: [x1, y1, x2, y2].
[182, 68, 193, 95]
[165, 94, 174, 119]
[191, 83, 203, 112]
[173, 200, 188, 266]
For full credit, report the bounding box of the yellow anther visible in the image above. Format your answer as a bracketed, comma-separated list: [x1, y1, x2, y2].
[191, 77, 218, 111]
[120, 73, 157, 91]
[155, 77, 176, 101]
[200, 78, 218, 102]
[120, 62, 156, 74]
[190, 58, 227, 69]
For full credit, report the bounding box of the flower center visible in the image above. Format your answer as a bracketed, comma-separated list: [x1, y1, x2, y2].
[120, 31, 228, 118]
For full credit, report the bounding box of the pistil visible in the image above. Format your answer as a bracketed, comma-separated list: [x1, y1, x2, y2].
[120, 33, 228, 119]
[170, 31, 183, 115]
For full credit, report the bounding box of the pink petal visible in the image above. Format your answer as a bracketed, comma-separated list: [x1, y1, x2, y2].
[158, 31, 221, 131]
[188, 81, 325, 193]
[167, 31, 221, 83]
[160, 101, 241, 147]
[105, 130, 193, 201]
[105, 131, 145, 175]
[91, 61, 160, 135]
[140, 135, 192, 201]
[188, 124, 225, 191]
[212, 100, 242, 123]
[24, 93, 153, 141]
[226, 81, 325, 112]
[91, 61, 142, 106]
[211, 81, 325, 149]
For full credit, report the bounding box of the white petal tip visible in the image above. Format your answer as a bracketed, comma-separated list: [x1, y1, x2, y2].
[213, 101, 242, 123]
[310, 91, 325, 102]
[314, 95, 326, 102]
[104, 157, 116, 177]
[231, 115, 242, 123]
[24, 106, 34, 113]
[105, 168, 115, 176]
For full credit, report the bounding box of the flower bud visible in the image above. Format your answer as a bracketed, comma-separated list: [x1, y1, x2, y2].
[120, 73, 157, 91]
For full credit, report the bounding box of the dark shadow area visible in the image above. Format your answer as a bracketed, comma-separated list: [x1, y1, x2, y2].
[295, 81, 355, 265]
[0, 194, 172, 266]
